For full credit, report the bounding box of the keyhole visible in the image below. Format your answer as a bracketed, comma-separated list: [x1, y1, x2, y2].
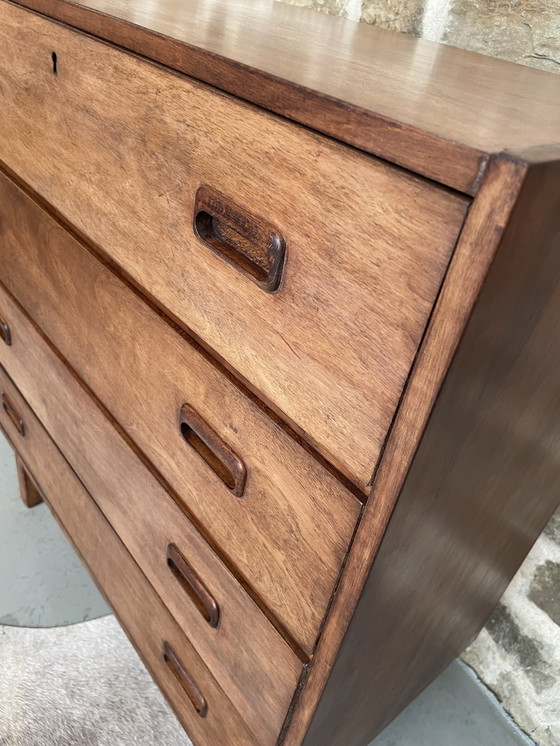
[51, 51, 58, 75]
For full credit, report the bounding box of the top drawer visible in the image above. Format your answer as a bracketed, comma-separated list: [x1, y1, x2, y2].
[0, 1, 469, 489]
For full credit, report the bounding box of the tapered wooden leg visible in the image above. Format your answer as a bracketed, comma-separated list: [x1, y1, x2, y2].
[16, 455, 43, 508]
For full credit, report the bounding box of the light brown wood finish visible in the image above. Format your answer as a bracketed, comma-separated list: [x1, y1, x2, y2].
[8, 0, 560, 193]
[0, 170, 361, 654]
[0, 369, 260, 746]
[1, 392, 25, 437]
[0, 287, 301, 746]
[295, 151, 560, 745]
[282, 153, 534, 745]
[16, 455, 44, 508]
[0, 312, 11, 346]
[5, 2, 560, 744]
[0, 1, 469, 490]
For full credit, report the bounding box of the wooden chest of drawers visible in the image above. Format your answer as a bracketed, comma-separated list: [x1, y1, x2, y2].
[1, 0, 560, 744]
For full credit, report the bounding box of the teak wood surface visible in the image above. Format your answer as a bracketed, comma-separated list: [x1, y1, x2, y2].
[16, 455, 44, 508]
[7, 0, 560, 193]
[0, 367, 262, 745]
[0, 284, 302, 746]
[297, 150, 560, 745]
[289, 151, 560, 746]
[3, 0, 560, 743]
[0, 169, 362, 655]
[0, 0, 468, 491]
[278, 150, 529, 746]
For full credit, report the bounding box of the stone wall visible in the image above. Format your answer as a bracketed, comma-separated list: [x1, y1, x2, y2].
[276, 0, 560, 742]
[463, 515, 560, 745]
[281, 0, 560, 74]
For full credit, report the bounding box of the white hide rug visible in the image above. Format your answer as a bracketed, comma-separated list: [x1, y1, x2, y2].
[0, 615, 192, 746]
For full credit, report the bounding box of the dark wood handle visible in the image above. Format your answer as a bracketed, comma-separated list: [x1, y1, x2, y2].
[194, 185, 286, 292]
[0, 314, 12, 346]
[167, 543, 220, 628]
[179, 403, 247, 497]
[2, 394, 25, 437]
[163, 642, 208, 717]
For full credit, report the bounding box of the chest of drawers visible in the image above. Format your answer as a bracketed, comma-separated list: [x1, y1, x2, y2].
[1, 0, 560, 744]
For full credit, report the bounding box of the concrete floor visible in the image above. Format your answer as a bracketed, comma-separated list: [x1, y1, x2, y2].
[0, 431, 534, 745]
[0, 433, 109, 626]
[370, 661, 533, 746]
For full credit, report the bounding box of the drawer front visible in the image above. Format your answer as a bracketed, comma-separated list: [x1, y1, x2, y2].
[0, 296, 302, 745]
[0, 1, 469, 489]
[0, 369, 260, 746]
[0, 170, 361, 653]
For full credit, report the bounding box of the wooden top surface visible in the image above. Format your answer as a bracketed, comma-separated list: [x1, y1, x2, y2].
[10, 0, 560, 192]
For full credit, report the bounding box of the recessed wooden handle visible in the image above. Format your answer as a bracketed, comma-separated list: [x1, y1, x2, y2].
[0, 314, 12, 346]
[2, 393, 25, 437]
[167, 543, 220, 628]
[194, 185, 286, 292]
[179, 403, 247, 497]
[163, 642, 208, 718]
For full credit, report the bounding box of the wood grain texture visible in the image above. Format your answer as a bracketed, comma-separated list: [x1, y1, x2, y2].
[0, 367, 260, 746]
[0, 0, 469, 490]
[179, 403, 247, 498]
[0, 169, 361, 654]
[16, 454, 44, 508]
[8, 0, 560, 193]
[5, 1, 560, 742]
[0, 287, 302, 746]
[298, 150, 560, 746]
[0, 312, 11, 346]
[193, 185, 288, 293]
[282, 153, 530, 745]
[1, 392, 26, 438]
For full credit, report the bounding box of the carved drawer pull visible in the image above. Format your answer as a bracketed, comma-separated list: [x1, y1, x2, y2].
[163, 642, 208, 718]
[0, 314, 12, 346]
[2, 393, 25, 436]
[167, 543, 220, 628]
[179, 403, 247, 497]
[194, 185, 286, 292]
